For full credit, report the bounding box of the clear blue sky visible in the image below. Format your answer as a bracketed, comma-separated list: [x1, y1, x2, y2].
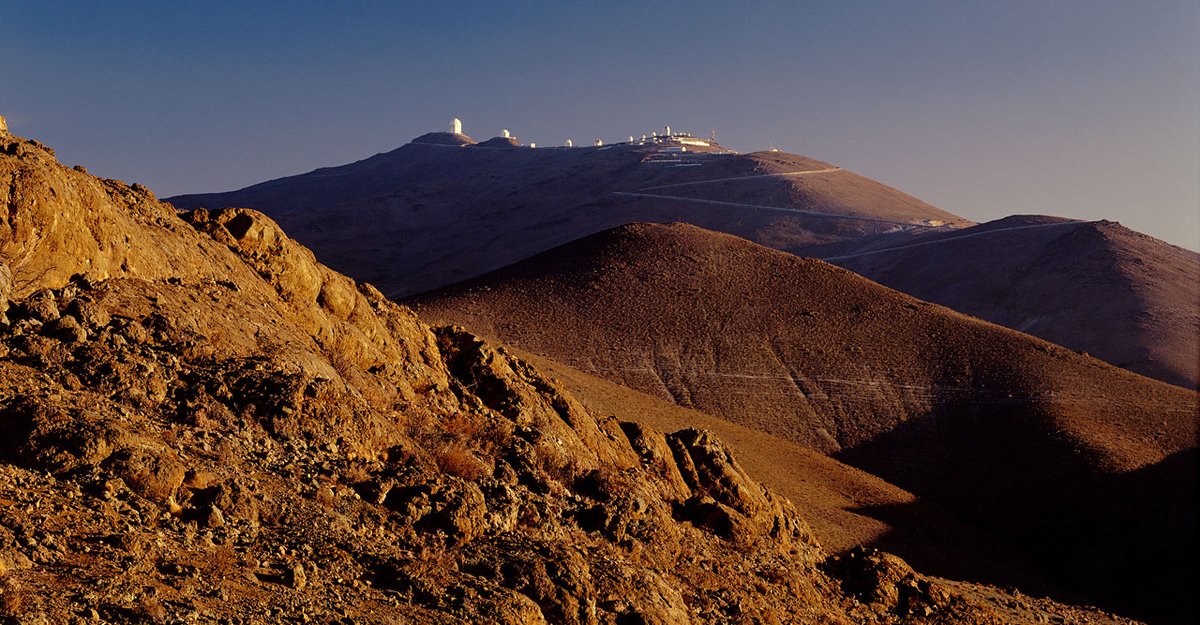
[3, 1, 1198, 249]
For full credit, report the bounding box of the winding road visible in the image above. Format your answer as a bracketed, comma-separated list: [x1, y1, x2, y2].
[821, 220, 1089, 261]
[638, 167, 843, 191]
[610, 191, 930, 227]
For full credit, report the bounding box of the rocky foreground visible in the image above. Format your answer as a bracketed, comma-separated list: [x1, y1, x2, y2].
[0, 131, 1143, 623]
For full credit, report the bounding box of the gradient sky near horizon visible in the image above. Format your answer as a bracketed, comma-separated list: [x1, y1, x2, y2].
[3, 1, 1198, 249]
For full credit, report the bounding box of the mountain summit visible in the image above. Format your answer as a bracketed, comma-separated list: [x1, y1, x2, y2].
[168, 128, 968, 298]
[168, 125, 1198, 390]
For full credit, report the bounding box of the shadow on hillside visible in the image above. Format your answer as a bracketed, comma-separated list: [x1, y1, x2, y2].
[840, 499, 1056, 596]
[835, 405, 1198, 625]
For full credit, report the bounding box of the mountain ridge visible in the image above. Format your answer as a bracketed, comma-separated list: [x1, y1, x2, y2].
[168, 134, 969, 299]
[410, 221, 1198, 623]
[165, 131, 1196, 391]
[822, 216, 1200, 388]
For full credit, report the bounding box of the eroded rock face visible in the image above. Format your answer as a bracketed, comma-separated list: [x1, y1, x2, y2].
[0, 131, 1140, 624]
[0, 263, 12, 316]
[667, 429, 816, 554]
[824, 547, 953, 618]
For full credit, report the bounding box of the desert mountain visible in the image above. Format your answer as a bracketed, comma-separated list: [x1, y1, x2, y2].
[167, 130, 1197, 393]
[167, 132, 968, 299]
[0, 127, 1138, 623]
[815, 215, 1200, 389]
[410, 222, 1199, 623]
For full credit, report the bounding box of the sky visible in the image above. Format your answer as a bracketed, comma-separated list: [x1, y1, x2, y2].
[3, 1, 1198, 249]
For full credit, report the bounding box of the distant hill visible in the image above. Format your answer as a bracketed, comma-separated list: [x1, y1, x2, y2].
[410, 222, 1198, 623]
[816, 215, 1200, 389]
[168, 135, 968, 299]
[167, 133, 1197, 392]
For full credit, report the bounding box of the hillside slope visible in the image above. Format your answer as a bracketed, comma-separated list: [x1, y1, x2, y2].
[411, 222, 1199, 623]
[513, 347, 1053, 593]
[0, 126, 1127, 623]
[166, 132, 1198, 393]
[818, 215, 1200, 389]
[167, 134, 968, 298]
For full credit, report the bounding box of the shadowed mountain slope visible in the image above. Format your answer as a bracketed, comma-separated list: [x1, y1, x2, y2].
[512, 347, 1053, 593]
[410, 222, 1199, 623]
[166, 135, 1197, 394]
[1, 126, 1137, 623]
[167, 137, 967, 299]
[817, 215, 1200, 389]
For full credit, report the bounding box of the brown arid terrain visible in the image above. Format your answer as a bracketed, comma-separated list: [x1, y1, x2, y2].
[814, 215, 1200, 389]
[167, 131, 968, 300]
[508, 348, 1053, 592]
[410, 222, 1199, 624]
[0, 128, 1150, 623]
[167, 131, 1197, 393]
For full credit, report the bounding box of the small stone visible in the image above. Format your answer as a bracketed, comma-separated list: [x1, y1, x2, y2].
[123, 321, 150, 344]
[183, 470, 219, 489]
[288, 562, 308, 590]
[21, 292, 60, 322]
[205, 506, 226, 528]
[44, 315, 87, 343]
[63, 299, 110, 329]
